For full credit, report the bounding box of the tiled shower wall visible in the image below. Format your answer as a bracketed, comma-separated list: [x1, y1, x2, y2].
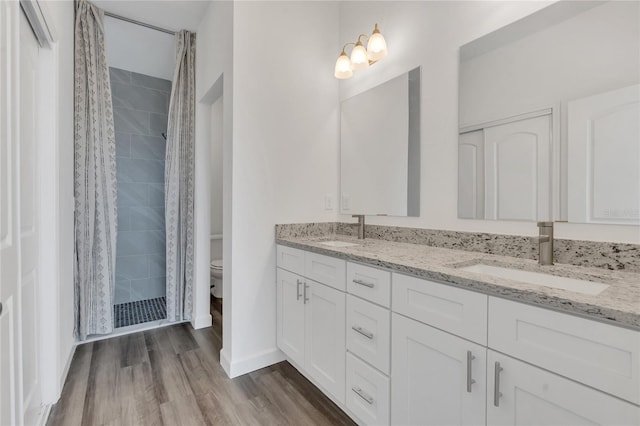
[110, 67, 172, 304]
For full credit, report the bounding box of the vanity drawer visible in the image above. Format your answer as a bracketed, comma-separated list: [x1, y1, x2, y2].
[392, 273, 488, 345]
[305, 251, 346, 291]
[347, 262, 391, 308]
[346, 353, 390, 426]
[276, 245, 305, 275]
[489, 297, 640, 405]
[347, 295, 391, 375]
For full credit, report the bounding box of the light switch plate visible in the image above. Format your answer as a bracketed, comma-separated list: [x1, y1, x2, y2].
[324, 194, 334, 210]
[342, 195, 351, 210]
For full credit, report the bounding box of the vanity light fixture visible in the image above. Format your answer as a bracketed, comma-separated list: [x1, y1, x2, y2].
[335, 23, 388, 79]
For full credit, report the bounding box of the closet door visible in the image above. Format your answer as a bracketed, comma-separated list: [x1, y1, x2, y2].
[1, 2, 22, 424]
[567, 84, 640, 225]
[484, 114, 551, 221]
[19, 9, 43, 424]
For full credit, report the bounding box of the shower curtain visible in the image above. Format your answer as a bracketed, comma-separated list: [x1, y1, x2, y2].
[73, 0, 118, 339]
[165, 30, 196, 322]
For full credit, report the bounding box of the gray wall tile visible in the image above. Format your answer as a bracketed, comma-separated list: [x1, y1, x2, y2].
[116, 230, 165, 256]
[118, 207, 131, 232]
[130, 277, 166, 302]
[115, 132, 131, 158]
[150, 113, 168, 136]
[148, 184, 164, 207]
[131, 72, 172, 93]
[117, 158, 164, 183]
[112, 82, 169, 114]
[114, 107, 150, 135]
[116, 255, 149, 280]
[131, 135, 166, 160]
[110, 68, 131, 85]
[117, 183, 148, 206]
[111, 67, 169, 304]
[115, 280, 131, 305]
[130, 207, 164, 231]
[148, 253, 166, 278]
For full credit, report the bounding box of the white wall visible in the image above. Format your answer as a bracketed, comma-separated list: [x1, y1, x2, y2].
[229, 0, 340, 376]
[337, 1, 639, 244]
[104, 16, 175, 80]
[194, 0, 233, 341]
[210, 97, 223, 261]
[195, 1, 340, 377]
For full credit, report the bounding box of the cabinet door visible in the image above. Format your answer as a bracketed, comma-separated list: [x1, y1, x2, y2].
[305, 280, 346, 403]
[487, 350, 640, 426]
[391, 314, 486, 426]
[276, 268, 305, 367]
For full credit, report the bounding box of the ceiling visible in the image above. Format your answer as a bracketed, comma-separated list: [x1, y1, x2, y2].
[92, 0, 210, 32]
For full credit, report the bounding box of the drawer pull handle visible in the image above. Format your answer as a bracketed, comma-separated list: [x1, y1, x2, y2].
[296, 279, 302, 301]
[303, 283, 309, 304]
[494, 361, 503, 407]
[353, 279, 374, 288]
[351, 325, 373, 339]
[351, 386, 374, 405]
[466, 350, 476, 393]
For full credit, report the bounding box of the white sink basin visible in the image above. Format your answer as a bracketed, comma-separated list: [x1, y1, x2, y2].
[318, 240, 360, 248]
[460, 264, 609, 296]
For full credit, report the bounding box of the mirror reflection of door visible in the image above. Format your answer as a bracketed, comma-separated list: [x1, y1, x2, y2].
[459, 113, 551, 221]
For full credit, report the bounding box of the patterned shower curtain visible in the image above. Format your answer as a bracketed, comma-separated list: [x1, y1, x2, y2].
[73, 0, 118, 339]
[165, 31, 196, 322]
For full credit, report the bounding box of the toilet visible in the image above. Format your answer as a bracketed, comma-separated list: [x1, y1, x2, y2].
[210, 259, 223, 298]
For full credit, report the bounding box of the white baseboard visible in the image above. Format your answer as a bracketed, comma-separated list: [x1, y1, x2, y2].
[38, 404, 52, 426]
[220, 348, 231, 376]
[58, 342, 76, 398]
[221, 347, 285, 378]
[192, 313, 212, 330]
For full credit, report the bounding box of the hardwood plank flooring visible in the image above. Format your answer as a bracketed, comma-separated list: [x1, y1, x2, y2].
[47, 298, 355, 426]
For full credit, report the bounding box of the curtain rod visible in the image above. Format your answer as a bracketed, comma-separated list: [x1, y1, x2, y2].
[104, 11, 175, 35]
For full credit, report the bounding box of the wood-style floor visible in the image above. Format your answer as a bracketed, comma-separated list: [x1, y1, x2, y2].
[47, 298, 355, 425]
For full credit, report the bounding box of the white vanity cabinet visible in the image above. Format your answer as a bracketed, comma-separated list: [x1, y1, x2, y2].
[276, 244, 640, 426]
[390, 273, 488, 426]
[487, 350, 640, 425]
[276, 245, 346, 404]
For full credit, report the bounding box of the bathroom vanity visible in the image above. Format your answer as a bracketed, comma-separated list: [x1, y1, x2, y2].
[275, 234, 640, 426]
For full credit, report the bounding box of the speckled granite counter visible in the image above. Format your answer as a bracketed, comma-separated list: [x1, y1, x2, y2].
[276, 234, 640, 331]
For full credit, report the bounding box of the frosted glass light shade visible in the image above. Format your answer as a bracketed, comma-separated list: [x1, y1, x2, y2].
[334, 52, 353, 79]
[367, 30, 387, 61]
[350, 42, 369, 70]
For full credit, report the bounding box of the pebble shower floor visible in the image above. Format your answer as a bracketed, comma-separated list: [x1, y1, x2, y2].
[114, 297, 167, 328]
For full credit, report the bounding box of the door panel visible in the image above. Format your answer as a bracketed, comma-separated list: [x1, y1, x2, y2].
[19, 9, 42, 424]
[487, 350, 640, 425]
[305, 280, 346, 404]
[1, 2, 22, 424]
[391, 313, 487, 426]
[484, 114, 551, 221]
[276, 268, 305, 367]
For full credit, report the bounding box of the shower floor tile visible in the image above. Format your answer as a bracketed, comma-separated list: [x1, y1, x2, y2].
[114, 296, 166, 328]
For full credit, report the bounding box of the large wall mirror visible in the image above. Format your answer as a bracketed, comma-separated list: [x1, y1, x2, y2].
[458, 1, 639, 225]
[341, 67, 421, 216]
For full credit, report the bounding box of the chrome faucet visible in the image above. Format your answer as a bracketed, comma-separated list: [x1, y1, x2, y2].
[352, 214, 365, 239]
[535, 221, 554, 265]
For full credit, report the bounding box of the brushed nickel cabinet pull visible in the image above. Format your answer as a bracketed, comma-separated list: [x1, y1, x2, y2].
[296, 279, 302, 301]
[351, 325, 374, 339]
[303, 283, 309, 304]
[494, 361, 503, 407]
[352, 279, 374, 288]
[351, 386, 374, 405]
[466, 350, 476, 393]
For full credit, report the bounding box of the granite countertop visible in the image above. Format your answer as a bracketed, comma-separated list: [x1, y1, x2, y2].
[276, 235, 640, 331]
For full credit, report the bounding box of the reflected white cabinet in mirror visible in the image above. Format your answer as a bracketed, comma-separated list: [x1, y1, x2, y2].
[458, 1, 640, 224]
[341, 67, 420, 217]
